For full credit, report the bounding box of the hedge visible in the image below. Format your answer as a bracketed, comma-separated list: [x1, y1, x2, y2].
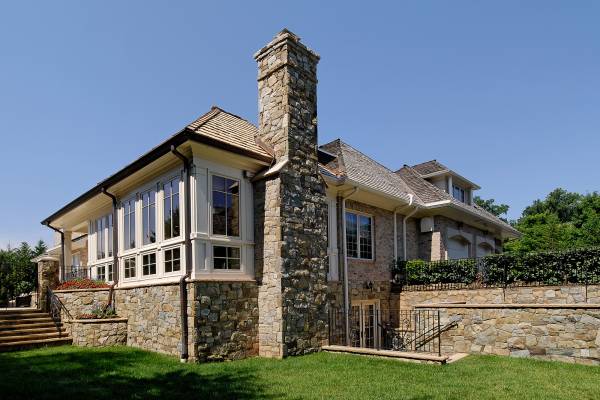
[392, 247, 600, 288]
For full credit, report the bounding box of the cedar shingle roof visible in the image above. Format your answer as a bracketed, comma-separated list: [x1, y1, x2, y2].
[412, 160, 449, 176]
[186, 107, 272, 160]
[320, 139, 422, 205]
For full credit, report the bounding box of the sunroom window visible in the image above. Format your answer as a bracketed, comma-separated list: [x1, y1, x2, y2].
[142, 189, 156, 245]
[95, 214, 112, 260]
[142, 253, 157, 276]
[212, 175, 240, 237]
[123, 199, 136, 250]
[213, 246, 240, 270]
[124, 257, 136, 279]
[163, 178, 180, 240]
[164, 248, 181, 273]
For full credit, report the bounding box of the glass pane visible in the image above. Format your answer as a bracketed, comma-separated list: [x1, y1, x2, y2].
[172, 194, 180, 237]
[214, 246, 227, 258]
[227, 179, 239, 195]
[227, 193, 240, 236]
[212, 191, 226, 235]
[164, 196, 172, 239]
[149, 203, 156, 243]
[214, 258, 227, 270]
[172, 258, 181, 272]
[228, 247, 240, 259]
[212, 175, 226, 192]
[346, 213, 358, 258]
[165, 249, 172, 263]
[228, 258, 241, 270]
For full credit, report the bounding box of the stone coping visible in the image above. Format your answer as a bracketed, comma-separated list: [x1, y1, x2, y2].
[67, 317, 128, 324]
[54, 287, 111, 293]
[322, 345, 448, 364]
[414, 303, 600, 309]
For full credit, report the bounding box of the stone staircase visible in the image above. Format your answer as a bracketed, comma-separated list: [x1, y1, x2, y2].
[0, 309, 71, 352]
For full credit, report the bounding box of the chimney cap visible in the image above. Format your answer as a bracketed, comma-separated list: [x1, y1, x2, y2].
[253, 28, 319, 61]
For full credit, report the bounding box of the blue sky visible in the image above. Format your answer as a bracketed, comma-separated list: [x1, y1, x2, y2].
[0, 1, 598, 248]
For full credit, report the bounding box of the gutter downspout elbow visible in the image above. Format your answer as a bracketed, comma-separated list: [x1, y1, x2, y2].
[171, 145, 192, 363]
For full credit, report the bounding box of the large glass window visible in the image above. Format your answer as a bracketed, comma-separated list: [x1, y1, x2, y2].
[97, 265, 106, 281]
[107, 214, 113, 257]
[346, 211, 373, 260]
[164, 248, 181, 273]
[124, 257, 136, 279]
[96, 217, 105, 259]
[142, 190, 156, 245]
[163, 178, 180, 240]
[142, 253, 157, 276]
[123, 199, 136, 250]
[213, 246, 241, 270]
[107, 263, 114, 282]
[212, 175, 240, 237]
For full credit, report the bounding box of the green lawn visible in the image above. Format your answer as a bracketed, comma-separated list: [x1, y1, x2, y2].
[1, 346, 599, 399]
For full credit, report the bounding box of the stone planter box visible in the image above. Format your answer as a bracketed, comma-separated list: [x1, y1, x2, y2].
[67, 318, 128, 347]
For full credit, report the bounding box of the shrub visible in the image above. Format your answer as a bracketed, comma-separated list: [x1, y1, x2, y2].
[77, 302, 116, 319]
[56, 279, 110, 291]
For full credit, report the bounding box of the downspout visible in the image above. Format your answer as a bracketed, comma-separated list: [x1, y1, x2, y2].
[341, 186, 358, 344]
[45, 223, 65, 282]
[171, 145, 192, 363]
[101, 188, 119, 285]
[402, 195, 419, 261]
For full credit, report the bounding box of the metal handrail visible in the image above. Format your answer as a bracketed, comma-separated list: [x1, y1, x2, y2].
[46, 287, 72, 322]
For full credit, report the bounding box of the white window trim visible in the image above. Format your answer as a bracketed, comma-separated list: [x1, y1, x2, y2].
[122, 255, 138, 281]
[140, 186, 158, 248]
[345, 209, 375, 261]
[140, 251, 158, 279]
[162, 174, 183, 242]
[163, 245, 183, 277]
[210, 244, 242, 272]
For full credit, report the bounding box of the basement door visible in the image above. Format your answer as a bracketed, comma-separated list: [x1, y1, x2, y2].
[350, 300, 380, 349]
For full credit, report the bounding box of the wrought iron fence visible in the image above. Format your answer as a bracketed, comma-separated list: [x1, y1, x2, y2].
[393, 247, 600, 291]
[329, 307, 446, 355]
[60, 266, 92, 282]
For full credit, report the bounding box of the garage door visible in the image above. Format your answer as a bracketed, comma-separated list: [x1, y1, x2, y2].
[448, 236, 470, 259]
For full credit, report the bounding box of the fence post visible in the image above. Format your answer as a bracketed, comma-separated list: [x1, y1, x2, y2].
[437, 309, 441, 357]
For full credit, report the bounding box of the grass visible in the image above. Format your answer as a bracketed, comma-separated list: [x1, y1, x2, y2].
[1, 346, 599, 399]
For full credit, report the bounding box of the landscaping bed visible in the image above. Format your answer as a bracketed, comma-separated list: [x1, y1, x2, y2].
[1, 346, 599, 399]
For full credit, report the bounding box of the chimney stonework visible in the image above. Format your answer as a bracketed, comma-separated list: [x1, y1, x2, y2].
[253, 30, 328, 357]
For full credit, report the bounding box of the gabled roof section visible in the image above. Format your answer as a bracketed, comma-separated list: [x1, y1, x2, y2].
[187, 106, 272, 160]
[412, 160, 449, 176]
[320, 139, 422, 205]
[397, 166, 517, 234]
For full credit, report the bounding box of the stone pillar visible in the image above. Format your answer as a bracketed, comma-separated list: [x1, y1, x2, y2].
[37, 258, 59, 311]
[254, 29, 328, 357]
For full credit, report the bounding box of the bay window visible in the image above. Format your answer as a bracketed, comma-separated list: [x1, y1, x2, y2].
[94, 214, 112, 260]
[212, 175, 239, 237]
[164, 178, 180, 240]
[346, 211, 373, 260]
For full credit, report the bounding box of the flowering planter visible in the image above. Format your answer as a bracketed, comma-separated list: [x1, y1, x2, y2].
[66, 318, 128, 347]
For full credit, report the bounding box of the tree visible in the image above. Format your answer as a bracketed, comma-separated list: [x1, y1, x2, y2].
[522, 188, 582, 222]
[474, 196, 510, 222]
[0, 240, 47, 305]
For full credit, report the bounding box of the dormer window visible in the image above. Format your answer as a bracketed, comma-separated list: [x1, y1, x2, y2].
[452, 185, 466, 203]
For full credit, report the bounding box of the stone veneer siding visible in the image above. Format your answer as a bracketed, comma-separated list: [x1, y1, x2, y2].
[254, 30, 328, 357]
[194, 281, 259, 361]
[425, 304, 600, 365]
[67, 318, 127, 347]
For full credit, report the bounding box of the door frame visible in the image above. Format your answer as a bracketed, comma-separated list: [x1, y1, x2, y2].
[350, 299, 381, 348]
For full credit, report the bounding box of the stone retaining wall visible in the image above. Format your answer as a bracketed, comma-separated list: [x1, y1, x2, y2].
[419, 304, 600, 365]
[67, 318, 127, 347]
[54, 288, 111, 319]
[400, 284, 600, 310]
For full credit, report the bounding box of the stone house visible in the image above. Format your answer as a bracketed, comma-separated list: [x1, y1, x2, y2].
[39, 29, 518, 361]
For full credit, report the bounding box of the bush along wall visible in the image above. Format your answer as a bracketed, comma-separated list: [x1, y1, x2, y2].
[392, 247, 600, 289]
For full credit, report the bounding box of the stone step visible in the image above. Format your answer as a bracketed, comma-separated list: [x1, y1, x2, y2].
[0, 308, 40, 315]
[0, 337, 72, 352]
[0, 326, 67, 337]
[0, 313, 50, 321]
[0, 317, 55, 326]
[0, 331, 69, 344]
[0, 321, 61, 331]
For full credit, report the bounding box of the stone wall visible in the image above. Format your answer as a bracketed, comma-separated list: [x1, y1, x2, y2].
[37, 259, 60, 311]
[423, 304, 600, 365]
[400, 285, 600, 310]
[54, 288, 111, 319]
[67, 318, 127, 347]
[194, 281, 259, 361]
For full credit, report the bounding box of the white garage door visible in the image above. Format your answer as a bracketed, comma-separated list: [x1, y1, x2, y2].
[448, 237, 470, 259]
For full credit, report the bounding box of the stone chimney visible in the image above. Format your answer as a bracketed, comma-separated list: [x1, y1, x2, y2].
[253, 29, 328, 358]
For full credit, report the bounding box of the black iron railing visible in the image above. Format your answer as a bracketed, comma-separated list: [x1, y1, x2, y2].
[46, 287, 72, 322]
[329, 307, 450, 355]
[393, 247, 600, 291]
[60, 266, 92, 282]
